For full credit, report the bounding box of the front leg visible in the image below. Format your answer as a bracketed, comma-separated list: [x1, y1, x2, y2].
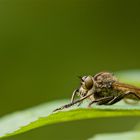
[71, 89, 79, 103]
[53, 92, 94, 112]
[71, 89, 86, 106]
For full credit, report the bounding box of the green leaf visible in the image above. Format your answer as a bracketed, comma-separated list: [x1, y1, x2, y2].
[88, 131, 140, 140]
[1, 104, 140, 139]
[1, 70, 140, 139]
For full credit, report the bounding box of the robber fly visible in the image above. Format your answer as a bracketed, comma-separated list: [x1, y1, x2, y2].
[53, 72, 140, 112]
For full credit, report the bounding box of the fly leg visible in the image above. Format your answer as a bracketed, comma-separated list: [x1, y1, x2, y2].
[53, 92, 93, 112]
[88, 96, 114, 107]
[77, 100, 83, 106]
[71, 89, 85, 106]
[71, 89, 79, 103]
[97, 96, 114, 105]
[107, 91, 140, 105]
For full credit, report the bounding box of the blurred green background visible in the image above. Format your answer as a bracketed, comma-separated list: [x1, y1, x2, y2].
[0, 0, 140, 139]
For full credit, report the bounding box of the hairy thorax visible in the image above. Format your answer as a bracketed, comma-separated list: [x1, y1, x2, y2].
[94, 87, 120, 100]
[93, 72, 121, 99]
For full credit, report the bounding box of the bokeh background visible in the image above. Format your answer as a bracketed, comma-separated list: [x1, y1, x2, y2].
[0, 0, 140, 139]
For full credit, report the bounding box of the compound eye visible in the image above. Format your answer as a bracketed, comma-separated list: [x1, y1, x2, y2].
[84, 76, 93, 90]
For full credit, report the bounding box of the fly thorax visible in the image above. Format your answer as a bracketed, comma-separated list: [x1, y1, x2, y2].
[94, 87, 113, 99]
[93, 72, 117, 89]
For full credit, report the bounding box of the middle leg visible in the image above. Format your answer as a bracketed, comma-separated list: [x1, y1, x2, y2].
[88, 96, 114, 107]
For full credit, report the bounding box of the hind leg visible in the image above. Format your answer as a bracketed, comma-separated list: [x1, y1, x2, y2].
[107, 91, 140, 105]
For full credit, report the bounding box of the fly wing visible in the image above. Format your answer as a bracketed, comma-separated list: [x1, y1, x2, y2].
[113, 82, 140, 94]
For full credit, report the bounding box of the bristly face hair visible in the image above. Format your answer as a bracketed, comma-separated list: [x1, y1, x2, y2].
[53, 72, 140, 112]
